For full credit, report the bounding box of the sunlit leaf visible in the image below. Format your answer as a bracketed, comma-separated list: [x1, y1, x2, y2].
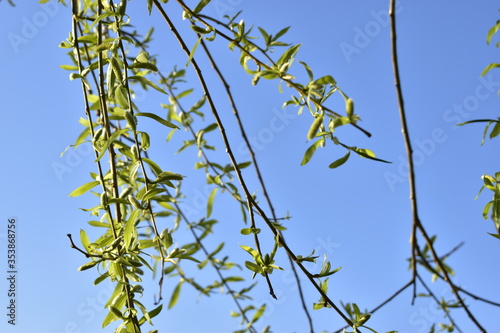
[69, 180, 100, 197]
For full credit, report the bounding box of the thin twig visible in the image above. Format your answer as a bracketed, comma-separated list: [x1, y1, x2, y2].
[152, 2, 358, 329]
[199, 37, 315, 332]
[67, 234, 102, 258]
[152, 0, 277, 300]
[333, 279, 413, 333]
[416, 275, 463, 333]
[176, 0, 372, 138]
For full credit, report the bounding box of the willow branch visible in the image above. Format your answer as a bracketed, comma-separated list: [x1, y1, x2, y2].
[389, 1, 485, 331]
[416, 274, 463, 333]
[199, 37, 314, 332]
[176, 0, 371, 138]
[333, 279, 413, 333]
[153, 0, 359, 328]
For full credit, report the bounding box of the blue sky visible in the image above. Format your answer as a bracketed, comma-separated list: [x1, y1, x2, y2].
[0, 1, 499, 332]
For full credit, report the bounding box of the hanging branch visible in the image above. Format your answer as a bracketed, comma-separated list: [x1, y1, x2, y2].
[107, 0, 169, 304]
[388, 1, 486, 331]
[333, 279, 413, 333]
[175, 0, 372, 138]
[198, 38, 315, 333]
[152, 1, 360, 330]
[152, 0, 278, 300]
[416, 275, 463, 333]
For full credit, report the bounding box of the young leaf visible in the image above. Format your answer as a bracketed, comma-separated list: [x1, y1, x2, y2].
[329, 151, 350, 169]
[168, 281, 183, 309]
[128, 76, 168, 94]
[79, 229, 91, 252]
[301, 139, 323, 166]
[352, 147, 391, 163]
[135, 112, 179, 129]
[207, 187, 218, 218]
[193, 0, 211, 13]
[69, 180, 100, 197]
[142, 157, 163, 176]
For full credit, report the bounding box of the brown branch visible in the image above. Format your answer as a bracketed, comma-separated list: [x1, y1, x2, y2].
[153, 0, 358, 329]
[176, 0, 372, 138]
[67, 234, 102, 258]
[416, 275, 463, 333]
[388, 1, 486, 331]
[198, 37, 315, 332]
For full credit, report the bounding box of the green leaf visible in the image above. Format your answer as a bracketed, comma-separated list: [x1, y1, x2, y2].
[240, 245, 260, 259]
[487, 20, 500, 44]
[135, 112, 179, 129]
[169, 282, 183, 309]
[245, 261, 263, 274]
[79, 229, 91, 252]
[274, 26, 290, 41]
[489, 121, 500, 139]
[142, 158, 163, 176]
[128, 76, 168, 94]
[142, 188, 167, 202]
[240, 228, 261, 235]
[314, 75, 336, 85]
[207, 187, 218, 218]
[115, 84, 130, 110]
[193, 0, 211, 13]
[135, 51, 150, 63]
[488, 232, 500, 239]
[77, 260, 99, 271]
[60, 64, 78, 70]
[88, 220, 109, 228]
[352, 147, 391, 163]
[250, 304, 266, 324]
[313, 303, 325, 310]
[95, 128, 130, 162]
[329, 151, 350, 169]
[186, 36, 202, 67]
[88, 11, 117, 31]
[124, 209, 141, 249]
[301, 139, 323, 166]
[139, 131, 150, 150]
[276, 44, 301, 67]
[481, 63, 500, 76]
[69, 180, 100, 197]
[93, 272, 109, 286]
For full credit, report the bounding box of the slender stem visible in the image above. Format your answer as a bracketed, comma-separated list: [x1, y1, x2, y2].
[416, 275, 463, 333]
[388, 1, 485, 331]
[333, 279, 414, 333]
[67, 234, 102, 258]
[176, 0, 372, 138]
[199, 37, 314, 333]
[152, 0, 277, 300]
[153, 1, 357, 329]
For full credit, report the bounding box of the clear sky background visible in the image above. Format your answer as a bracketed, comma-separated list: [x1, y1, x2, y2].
[0, 1, 499, 333]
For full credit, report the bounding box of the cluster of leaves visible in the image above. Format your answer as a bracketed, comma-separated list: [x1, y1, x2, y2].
[459, 18, 500, 239]
[61, 1, 263, 332]
[62, 0, 395, 332]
